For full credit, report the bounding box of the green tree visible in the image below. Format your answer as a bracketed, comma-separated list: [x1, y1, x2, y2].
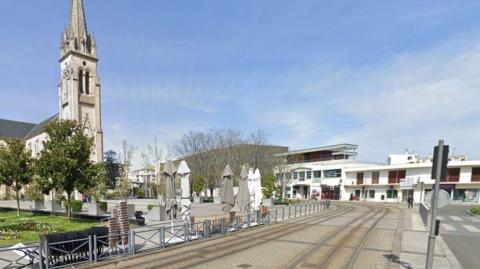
[104, 150, 121, 190]
[35, 120, 100, 221]
[0, 139, 34, 216]
[261, 174, 277, 198]
[192, 174, 204, 196]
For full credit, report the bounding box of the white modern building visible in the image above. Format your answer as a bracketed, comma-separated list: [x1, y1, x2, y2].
[275, 144, 375, 200]
[343, 153, 480, 203]
[129, 169, 157, 198]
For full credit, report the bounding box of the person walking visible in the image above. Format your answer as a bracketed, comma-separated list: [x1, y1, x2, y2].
[407, 196, 414, 208]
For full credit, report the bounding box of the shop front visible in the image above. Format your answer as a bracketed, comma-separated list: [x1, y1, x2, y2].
[321, 185, 341, 200]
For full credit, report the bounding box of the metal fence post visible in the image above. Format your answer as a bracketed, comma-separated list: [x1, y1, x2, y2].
[93, 235, 98, 262]
[203, 220, 209, 238]
[247, 213, 251, 227]
[294, 205, 297, 218]
[275, 209, 278, 222]
[39, 237, 45, 269]
[184, 222, 189, 242]
[282, 206, 285, 221]
[305, 203, 307, 215]
[221, 218, 226, 234]
[288, 206, 291, 219]
[88, 236, 93, 262]
[160, 226, 166, 248]
[130, 230, 136, 254]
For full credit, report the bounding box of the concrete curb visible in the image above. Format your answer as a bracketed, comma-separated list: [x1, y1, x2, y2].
[465, 209, 480, 217]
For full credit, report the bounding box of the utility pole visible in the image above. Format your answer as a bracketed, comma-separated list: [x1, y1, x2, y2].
[426, 140, 449, 269]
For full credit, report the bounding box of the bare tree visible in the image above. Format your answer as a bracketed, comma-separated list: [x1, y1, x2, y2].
[174, 128, 286, 198]
[116, 140, 136, 202]
[141, 137, 165, 198]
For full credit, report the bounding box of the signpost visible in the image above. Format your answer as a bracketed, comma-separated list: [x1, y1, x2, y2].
[425, 140, 449, 269]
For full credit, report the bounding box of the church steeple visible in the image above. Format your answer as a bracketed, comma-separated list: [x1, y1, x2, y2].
[61, 0, 96, 58]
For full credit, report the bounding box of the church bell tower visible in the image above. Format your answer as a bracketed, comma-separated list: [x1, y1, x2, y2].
[59, 0, 103, 162]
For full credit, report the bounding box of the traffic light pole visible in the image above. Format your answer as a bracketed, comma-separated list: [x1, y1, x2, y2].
[425, 140, 444, 269]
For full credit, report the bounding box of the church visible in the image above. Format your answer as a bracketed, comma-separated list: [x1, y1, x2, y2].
[0, 0, 103, 163]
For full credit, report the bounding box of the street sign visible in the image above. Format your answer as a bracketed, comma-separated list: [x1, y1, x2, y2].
[424, 189, 450, 209]
[431, 145, 449, 180]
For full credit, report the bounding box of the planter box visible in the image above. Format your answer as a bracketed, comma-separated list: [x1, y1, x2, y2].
[148, 206, 166, 221]
[193, 196, 205, 204]
[262, 198, 273, 207]
[45, 200, 62, 212]
[30, 200, 44, 210]
[88, 203, 107, 216]
[213, 196, 221, 204]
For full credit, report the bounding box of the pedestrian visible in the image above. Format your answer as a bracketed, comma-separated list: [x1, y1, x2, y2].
[407, 196, 414, 208]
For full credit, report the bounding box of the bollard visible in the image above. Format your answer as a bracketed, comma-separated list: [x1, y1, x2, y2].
[130, 230, 136, 254]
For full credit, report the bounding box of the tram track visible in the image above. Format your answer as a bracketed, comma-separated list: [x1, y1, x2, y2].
[97, 204, 356, 269]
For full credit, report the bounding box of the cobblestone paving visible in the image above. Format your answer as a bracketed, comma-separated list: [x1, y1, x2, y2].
[84, 202, 462, 269]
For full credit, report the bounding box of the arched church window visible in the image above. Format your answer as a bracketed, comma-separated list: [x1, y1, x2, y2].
[78, 69, 84, 94]
[85, 71, 90, 95]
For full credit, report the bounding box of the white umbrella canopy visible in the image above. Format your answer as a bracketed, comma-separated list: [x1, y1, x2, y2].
[177, 160, 191, 222]
[220, 165, 235, 212]
[247, 168, 255, 211]
[235, 166, 251, 213]
[163, 160, 177, 220]
[252, 168, 263, 211]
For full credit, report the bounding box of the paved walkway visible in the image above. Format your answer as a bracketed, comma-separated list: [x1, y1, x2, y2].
[82, 202, 462, 269]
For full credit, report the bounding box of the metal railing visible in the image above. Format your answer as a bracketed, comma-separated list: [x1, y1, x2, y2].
[0, 200, 331, 268]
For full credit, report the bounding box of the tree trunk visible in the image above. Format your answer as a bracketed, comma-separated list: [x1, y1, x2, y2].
[67, 193, 72, 221]
[15, 190, 20, 217]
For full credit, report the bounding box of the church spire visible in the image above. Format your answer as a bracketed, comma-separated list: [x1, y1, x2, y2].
[69, 0, 88, 40]
[61, 0, 96, 58]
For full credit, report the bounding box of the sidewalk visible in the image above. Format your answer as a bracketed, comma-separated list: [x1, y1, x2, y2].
[399, 205, 462, 269]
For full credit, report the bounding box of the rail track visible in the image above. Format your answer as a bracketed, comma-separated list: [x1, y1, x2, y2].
[86, 203, 403, 269]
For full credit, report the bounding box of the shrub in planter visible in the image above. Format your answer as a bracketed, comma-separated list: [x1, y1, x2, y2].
[98, 201, 108, 213]
[63, 200, 83, 212]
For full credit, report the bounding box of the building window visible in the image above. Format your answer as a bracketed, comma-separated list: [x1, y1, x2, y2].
[472, 167, 480, 182]
[443, 168, 460, 182]
[306, 171, 312, 179]
[298, 171, 305, 181]
[85, 71, 90, 95]
[293, 172, 298, 180]
[372, 171, 380, 184]
[388, 170, 406, 184]
[387, 189, 398, 199]
[356, 172, 364, 185]
[78, 70, 84, 94]
[285, 173, 292, 180]
[313, 170, 321, 178]
[369, 190, 375, 198]
[324, 169, 341, 178]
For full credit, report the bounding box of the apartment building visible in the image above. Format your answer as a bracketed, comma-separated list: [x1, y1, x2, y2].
[343, 153, 480, 203]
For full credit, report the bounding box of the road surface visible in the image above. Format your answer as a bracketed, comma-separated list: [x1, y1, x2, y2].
[82, 202, 460, 269]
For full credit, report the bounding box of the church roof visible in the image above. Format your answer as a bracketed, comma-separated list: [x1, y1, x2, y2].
[0, 119, 36, 140]
[0, 114, 58, 141]
[24, 114, 58, 140]
[69, 0, 88, 40]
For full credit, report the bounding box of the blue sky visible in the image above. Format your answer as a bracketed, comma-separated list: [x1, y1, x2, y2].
[1, 0, 480, 167]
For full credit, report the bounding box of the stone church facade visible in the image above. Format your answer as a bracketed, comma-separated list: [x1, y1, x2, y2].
[0, 0, 103, 163]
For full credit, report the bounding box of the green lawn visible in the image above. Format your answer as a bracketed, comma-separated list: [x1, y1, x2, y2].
[471, 207, 480, 215]
[0, 209, 104, 246]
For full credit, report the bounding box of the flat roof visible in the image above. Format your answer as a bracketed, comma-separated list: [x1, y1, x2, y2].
[344, 160, 480, 172]
[276, 143, 358, 156]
